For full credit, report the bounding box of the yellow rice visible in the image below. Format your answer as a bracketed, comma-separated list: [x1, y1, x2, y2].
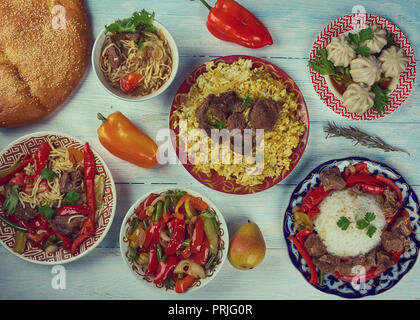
[172, 58, 306, 186]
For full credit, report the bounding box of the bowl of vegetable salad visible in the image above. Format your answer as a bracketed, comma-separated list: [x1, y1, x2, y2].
[119, 188, 228, 293]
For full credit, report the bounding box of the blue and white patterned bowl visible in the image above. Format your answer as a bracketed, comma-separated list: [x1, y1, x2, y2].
[283, 157, 420, 298]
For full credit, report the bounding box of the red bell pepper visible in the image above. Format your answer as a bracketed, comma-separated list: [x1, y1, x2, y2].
[70, 217, 95, 255]
[358, 184, 385, 195]
[300, 185, 331, 213]
[136, 193, 159, 220]
[58, 205, 91, 216]
[354, 162, 370, 175]
[191, 236, 210, 266]
[175, 274, 196, 293]
[289, 235, 318, 285]
[55, 232, 73, 251]
[34, 142, 52, 180]
[146, 243, 159, 275]
[198, 0, 273, 48]
[153, 255, 179, 284]
[345, 174, 378, 187]
[83, 143, 96, 218]
[307, 206, 320, 221]
[191, 216, 204, 254]
[143, 220, 162, 248]
[375, 175, 403, 204]
[0, 155, 33, 186]
[296, 229, 313, 244]
[165, 218, 186, 256]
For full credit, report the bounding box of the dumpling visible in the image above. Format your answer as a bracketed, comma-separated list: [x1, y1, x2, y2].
[361, 25, 387, 54]
[343, 83, 375, 114]
[350, 56, 382, 86]
[326, 34, 356, 67]
[379, 45, 408, 78]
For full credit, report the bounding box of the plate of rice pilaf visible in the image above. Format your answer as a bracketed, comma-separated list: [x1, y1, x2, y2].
[169, 55, 309, 194]
[284, 157, 420, 298]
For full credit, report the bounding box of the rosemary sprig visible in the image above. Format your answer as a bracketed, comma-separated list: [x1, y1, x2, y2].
[324, 122, 410, 155]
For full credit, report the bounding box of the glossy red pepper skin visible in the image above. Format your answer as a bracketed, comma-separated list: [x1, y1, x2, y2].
[58, 205, 91, 216]
[358, 184, 385, 195]
[153, 255, 179, 285]
[136, 193, 159, 220]
[165, 218, 186, 256]
[296, 229, 313, 244]
[0, 156, 33, 186]
[191, 216, 204, 254]
[289, 235, 318, 285]
[147, 243, 159, 275]
[143, 220, 162, 249]
[307, 206, 320, 221]
[300, 185, 331, 213]
[55, 232, 73, 251]
[191, 236, 210, 266]
[201, 0, 273, 48]
[175, 274, 196, 293]
[34, 142, 52, 177]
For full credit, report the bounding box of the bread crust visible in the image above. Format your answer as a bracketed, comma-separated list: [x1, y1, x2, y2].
[0, 0, 91, 127]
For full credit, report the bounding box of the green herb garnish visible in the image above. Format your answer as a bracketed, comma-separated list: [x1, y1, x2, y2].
[356, 212, 377, 237]
[164, 276, 176, 289]
[40, 168, 56, 182]
[337, 216, 351, 230]
[348, 27, 374, 57]
[371, 83, 391, 113]
[63, 189, 80, 204]
[242, 92, 253, 108]
[39, 205, 55, 219]
[308, 48, 336, 75]
[128, 245, 137, 262]
[2, 185, 19, 216]
[105, 10, 155, 34]
[212, 120, 226, 129]
[366, 225, 377, 238]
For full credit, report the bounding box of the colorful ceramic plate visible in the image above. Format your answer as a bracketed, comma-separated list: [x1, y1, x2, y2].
[309, 14, 416, 120]
[169, 55, 309, 194]
[0, 132, 117, 265]
[284, 157, 420, 298]
[119, 187, 228, 294]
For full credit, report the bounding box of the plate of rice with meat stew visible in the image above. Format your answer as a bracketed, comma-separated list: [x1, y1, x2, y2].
[169, 55, 308, 194]
[284, 157, 420, 298]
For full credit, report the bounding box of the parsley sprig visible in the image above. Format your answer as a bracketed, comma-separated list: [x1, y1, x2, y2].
[105, 10, 155, 34]
[348, 27, 374, 57]
[356, 212, 377, 238]
[371, 83, 391, 113]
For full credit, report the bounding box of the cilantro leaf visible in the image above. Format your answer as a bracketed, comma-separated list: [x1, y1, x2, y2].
[356, 219, 369, 230]
[105, 10, 155, 34]
[40, 168, 56, 182]
[372, 83, 391, 113]
[355, 46, 371, 57]
[212, 120, 226, 129]
[39, 205, 55, 219]
[358, 27, 374, 43]
[2, 185, 19, 216]
[63, 190, 80, 204]
[348, 32, 360, 46]
[308, 48, 335, 75]
[365, 212, 376, 223]
[242, 92, 254, 108]
[366, 225, 377, 238]
[337, 216, 351, 230]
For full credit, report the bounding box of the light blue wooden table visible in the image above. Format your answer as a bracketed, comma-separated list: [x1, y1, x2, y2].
[0, 0, 419, 300]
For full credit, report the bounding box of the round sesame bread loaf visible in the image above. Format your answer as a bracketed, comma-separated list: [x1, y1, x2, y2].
[0, 0, 91, 127]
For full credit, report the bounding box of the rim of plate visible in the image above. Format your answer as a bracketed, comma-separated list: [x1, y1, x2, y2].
[119, 187, 229, 294]
[309, 14, 416, 120]
[283, 156, 420, 298]
[169, 54, 310, 195]
[0, 131, 117, 265]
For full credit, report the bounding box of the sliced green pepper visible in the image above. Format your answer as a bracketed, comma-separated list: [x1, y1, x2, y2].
[202, 216, 218, 256]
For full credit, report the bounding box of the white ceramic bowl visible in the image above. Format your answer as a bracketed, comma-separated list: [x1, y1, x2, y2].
[0, 131, 117, 265]
[92, 20, 179, 102]
[119, 187, 229, 294]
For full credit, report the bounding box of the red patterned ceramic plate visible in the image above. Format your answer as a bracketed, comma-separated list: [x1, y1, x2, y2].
[309, 14, 416, 120]
[0, 132, 116, 265]
[169, 55, 309, 194]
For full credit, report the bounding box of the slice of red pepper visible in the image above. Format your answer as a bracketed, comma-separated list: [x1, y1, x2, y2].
[153, 255, 179, 285]
[191, 236, 210, 267]
[358, 183, 385, 195]
[300, 185, 331, 213]
[335, 267, 384, 283]
[136, 193, 159, 220]
[0, 156, 33, 186]
[199, 0, 273, 49]
[165, 218, 186, 256]
[307, 206, 320, 221]
[55, 232, 73, 251]
[58, 205, 91, 216]
[375, 175, 403, 204]
[191, 216, 204, 254]
[146, 243, 159, 275]
[296, 229, 313, 244]
[289, 235, 318, 285]
[143, 220, 162, 249]
[34, 142, 52, 179]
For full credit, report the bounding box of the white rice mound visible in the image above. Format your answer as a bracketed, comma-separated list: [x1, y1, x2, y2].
[314, 189, 386, 257]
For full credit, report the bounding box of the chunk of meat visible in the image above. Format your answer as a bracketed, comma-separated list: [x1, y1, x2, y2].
[320, 167, 346, 191]
[391, 216, 412, 237]
[381, 187, 400, 218]
[226, 113, 247, 131]
[124, 32, 141, 43]
[348, 185, 365, 197]
[59, 170, 85, 195]
[50, 215, 85, 237]
[313, 254, 340, 274]
[13, 204, 37, 223]
[304, 234, 327, 258]
[249, 98, 280, 131]
[376, 251, 394, 271]
[104, 39, 122, 69]
[337, 255, 366, 276]
[381, 231, 410, 253]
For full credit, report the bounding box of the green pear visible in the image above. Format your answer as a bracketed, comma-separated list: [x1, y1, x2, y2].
[228, 221, 266, 270]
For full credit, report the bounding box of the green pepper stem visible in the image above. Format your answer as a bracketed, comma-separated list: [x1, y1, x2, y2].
[97, 113, 107, 123]
[198, 0, 213, 11]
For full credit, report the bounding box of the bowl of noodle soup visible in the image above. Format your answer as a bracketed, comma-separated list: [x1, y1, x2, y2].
[92, 15, 179, 101]
[0, 132, 116, 265]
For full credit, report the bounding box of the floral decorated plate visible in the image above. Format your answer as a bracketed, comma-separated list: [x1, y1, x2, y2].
[169, 55, 309, 194]
[284, 157, 419, 298]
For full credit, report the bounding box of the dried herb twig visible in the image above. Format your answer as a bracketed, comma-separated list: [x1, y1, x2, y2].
[324, 122, 410, 155]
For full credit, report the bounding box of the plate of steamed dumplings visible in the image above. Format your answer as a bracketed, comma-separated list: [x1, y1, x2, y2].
[309, 14, 416, 120]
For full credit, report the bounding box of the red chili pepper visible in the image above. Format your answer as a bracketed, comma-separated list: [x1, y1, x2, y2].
[191, 236, 210, 266]
[307, 206, 320, 221]
[58, 205, 91, 216]
[289, 235, 318, 285]
[296, 229, 313, 244]
[165, 218, 186, 256]
[300, 185, 331, 213]
[198, 0, 273, 49]
[354, 162, 370, 175]
[83, 143, 96, 219]
[34, 142, 52, 179]
[55, 232, 73, 251]
[358, 183, 386, 195]
[175, 274, 196, 293]
[335, 268, 383, 283]
[191, 216, 204, 254]
[70, 217, 95, 255]
[0, 156, 33, 186]
[153, 255, 179, 285]
[136, 193, 159, 220]
[375, 175, 403, 205]
[345, 174, 379, 187]
[143, 220, 162, 249]
[147, 243, 159, 275]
